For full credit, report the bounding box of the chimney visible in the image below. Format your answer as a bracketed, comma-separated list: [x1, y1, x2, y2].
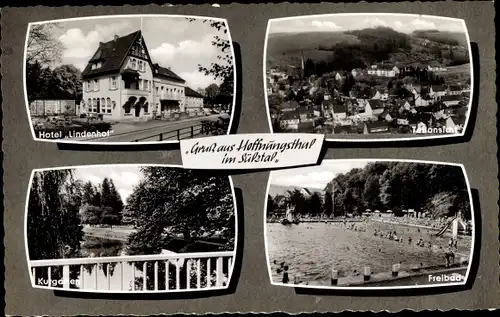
[99, 41, 103, 46]
[114, 35, 119, 41]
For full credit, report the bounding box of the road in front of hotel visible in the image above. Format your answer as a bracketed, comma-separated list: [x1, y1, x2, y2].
[73, 114, 224, 142]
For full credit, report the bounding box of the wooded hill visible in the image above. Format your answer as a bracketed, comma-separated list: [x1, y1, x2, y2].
[323, 162, 471, 220]
[267, 26, 469, 71]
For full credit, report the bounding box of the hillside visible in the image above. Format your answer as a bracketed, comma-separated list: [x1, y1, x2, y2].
[412, 29, 468, 47]
[266, 31, 360, 69]
[266, 27, 469, 71]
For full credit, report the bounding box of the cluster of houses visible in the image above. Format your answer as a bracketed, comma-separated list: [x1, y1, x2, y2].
[267, 63, 470, 135]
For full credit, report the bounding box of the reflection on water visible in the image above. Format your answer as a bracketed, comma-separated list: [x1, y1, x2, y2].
[76, 236, 139, 291]
[266, 221, 472, 284]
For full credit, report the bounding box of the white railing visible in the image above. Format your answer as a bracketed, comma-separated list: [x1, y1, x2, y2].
[30, 251, 234, 292]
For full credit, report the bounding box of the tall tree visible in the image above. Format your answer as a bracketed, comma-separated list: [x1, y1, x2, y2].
[187, 19, 234, 93]
[99, 178, 123, 227]
[126, 167, 235, 290]
[49, 64, 83, 100]
[323, 191, 334, 216]
[27, 169, 84, 261]
[81, 181, 95, 206]
[308, 192, 324, 215]
[26, 23, 63, 66]
[267, 194, 276, 217]
[285, 189, 308, 215]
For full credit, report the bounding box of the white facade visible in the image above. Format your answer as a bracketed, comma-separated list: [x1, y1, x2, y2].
[184, 95, 204, 112]
[82, 34, 187, 121]
[152, 74, 186, 114]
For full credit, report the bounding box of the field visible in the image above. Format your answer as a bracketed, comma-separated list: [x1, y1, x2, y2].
[266, 32, 360, 69]
[435, 63, 472, 85]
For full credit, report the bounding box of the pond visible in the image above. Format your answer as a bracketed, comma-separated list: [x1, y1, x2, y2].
[76, 235, 140, 291]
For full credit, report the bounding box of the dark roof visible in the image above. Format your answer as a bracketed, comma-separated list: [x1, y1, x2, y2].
[297, 106, 313, 114]
[449, 116, 466, 126]
[379, 109, 392, 118]
[280, 111, 299, 120]
[448, 84, 462, 91]
[408, 116, 422, 125]
[334, 125, 353, 134]
[185, 87, 203, 98]
[365, 121, 390, 133]
[332, 102, 347, 114]
[345, 98, 359, 106]
[396, 99, 409, 107]
[82, 31, 141, 79]
[280, 101, 300, 110]
[367, 99, 384, 109]
[152, 64, 186, 83]
[431, 85, 446, 92]
[441, 95, 462, 102]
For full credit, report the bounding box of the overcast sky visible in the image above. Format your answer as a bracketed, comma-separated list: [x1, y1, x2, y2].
[270, 160, 369, 190]
[74, 165, 143, 204]
[40, 15, 232, 90]
[269, 14, 466, 35]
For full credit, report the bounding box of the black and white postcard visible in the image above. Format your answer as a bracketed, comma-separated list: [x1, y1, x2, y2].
[265, 159, 474, 289]
[264, 14, 473, 141]
[25, 15, 236, 144]
[26, 165, 237, 293]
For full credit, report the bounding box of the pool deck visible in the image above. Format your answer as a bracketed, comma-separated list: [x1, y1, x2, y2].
[295, 263, 469, 287]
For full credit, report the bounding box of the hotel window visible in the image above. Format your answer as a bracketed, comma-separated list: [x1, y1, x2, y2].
[156, 86, 159, 95]
[144, 80, 149, 91]
[88, 81, 94, 91]
[92, 98, 97, 113]
[97, 62, 102, 68]
[110, 76, 117, 90]
[87, 98, 91, 112]
[131, 58, 137, 70]
[106, 98, 112, 113]
[112, 100, 116, 111]
[101, 98, 106, 113]
[91, 64, 96, 70]
[139, 79, 144, 90]
[94, 79, 99, 91]
[138, 61, 143, 72]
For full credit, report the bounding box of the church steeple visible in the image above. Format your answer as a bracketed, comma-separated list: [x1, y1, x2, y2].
[300, 50, 305, 79]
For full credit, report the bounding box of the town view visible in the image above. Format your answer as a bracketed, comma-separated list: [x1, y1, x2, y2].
[266, 160, 473, 288]
[265, 14, 472, 139]
[27, 165, 236, 292]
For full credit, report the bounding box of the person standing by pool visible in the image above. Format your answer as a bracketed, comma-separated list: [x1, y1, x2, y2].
[444, 247, 455, 268]
[282, 265, 290, 284]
